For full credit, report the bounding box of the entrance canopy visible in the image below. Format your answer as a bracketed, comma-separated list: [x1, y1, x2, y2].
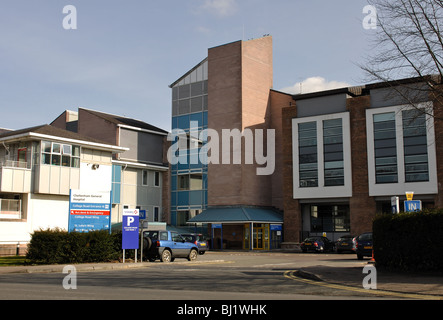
[187, 207, 283, 224]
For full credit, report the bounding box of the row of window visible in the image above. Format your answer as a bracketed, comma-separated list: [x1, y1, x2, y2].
[297, 107, 430, 188]
[172, 81, 208, 116]
[373, 109, 429, 184]
[298, 118, 345, 187]
[41, 141, 80, 168]
[142, 171, 161, 187]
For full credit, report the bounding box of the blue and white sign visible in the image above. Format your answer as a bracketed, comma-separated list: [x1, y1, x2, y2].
[405, 200, 422, 212]
[139, 210, 147, 220]
[68, 190, 111, 233]
[122, 209, 139, 250]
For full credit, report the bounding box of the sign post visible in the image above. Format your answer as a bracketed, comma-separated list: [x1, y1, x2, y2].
[391, 196, 400, 213]
[139, 210, 147, 263]
[122, 209, 139, 263]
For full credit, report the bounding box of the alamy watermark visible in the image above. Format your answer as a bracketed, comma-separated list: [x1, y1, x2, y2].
[63, 5, 77, 30]
[362, 5, 377, 30]
[167, 122, 275, 176]
[362, 265, 377, 290]
[62, 265, 77, 290]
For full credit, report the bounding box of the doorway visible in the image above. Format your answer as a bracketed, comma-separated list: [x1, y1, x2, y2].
[243, 224, 270, 250]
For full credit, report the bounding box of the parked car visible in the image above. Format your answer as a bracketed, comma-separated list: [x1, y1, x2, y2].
[301, 236, 334, 253]
[336, 235, 356, 253]
[181, 233, 208, 255]
[355, 232, 373, 260]
[143, 230, 199, 262]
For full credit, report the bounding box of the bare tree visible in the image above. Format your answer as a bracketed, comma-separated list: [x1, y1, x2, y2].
[361, 0, 443, 116]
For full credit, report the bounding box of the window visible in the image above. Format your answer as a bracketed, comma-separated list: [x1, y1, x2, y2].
[190, 174, 203, 190]
[41, 141, 80, 168]
[154, 206, 160, 221]
[373, 113, 398, 183]
[310, 205, 350, 232]
[178, 175, 189, 190]
[323, 119, 344, 186]
[155, 172, 161, 186]
[177, 174, 203, 190]
[298, 122, 318, 187]
[293, 113, 352, 199]
[402, 109, 429, 182]
[177, 211, 190, 226]
[142, 170, 148, 186]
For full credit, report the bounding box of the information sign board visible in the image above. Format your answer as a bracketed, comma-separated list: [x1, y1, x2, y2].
[69, 190, 111, 232]
[122, 209, 139, 250]
[405, 200, 422, 212]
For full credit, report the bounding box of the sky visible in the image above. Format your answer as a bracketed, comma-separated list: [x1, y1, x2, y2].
[0, 0, 378, 132]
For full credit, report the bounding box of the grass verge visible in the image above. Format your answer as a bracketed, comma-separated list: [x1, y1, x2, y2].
[0, 256, 27, 266]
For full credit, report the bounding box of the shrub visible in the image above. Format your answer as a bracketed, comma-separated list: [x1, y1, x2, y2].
[373, 209, 443, 272]
[26, 229, 122, 265]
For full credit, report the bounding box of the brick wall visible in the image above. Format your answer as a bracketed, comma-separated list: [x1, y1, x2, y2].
[281, 105, 302, 242]
[347, 95, 376, 235]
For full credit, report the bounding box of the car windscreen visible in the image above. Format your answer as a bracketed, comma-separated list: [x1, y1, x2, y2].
[359, 233, 372, 241]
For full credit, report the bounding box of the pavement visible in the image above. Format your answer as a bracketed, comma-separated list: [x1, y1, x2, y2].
[1, 256, 443, 300]
[294, 261, 443, 299]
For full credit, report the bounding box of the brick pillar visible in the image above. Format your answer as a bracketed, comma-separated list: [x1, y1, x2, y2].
[282, 105, 302, 242]
[347, 96, 377, 235]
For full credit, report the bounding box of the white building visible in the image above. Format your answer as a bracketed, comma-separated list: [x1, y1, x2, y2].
[0, 124, 126, 255]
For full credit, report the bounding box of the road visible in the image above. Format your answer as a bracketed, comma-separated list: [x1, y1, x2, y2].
[0, 251, 392, 302]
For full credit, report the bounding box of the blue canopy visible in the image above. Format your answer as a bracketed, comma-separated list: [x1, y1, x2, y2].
[187, 207, 283, 224]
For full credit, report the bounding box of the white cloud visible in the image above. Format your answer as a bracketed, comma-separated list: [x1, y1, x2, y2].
[280, 77, 351, 95]
[198, 0, 238, 17]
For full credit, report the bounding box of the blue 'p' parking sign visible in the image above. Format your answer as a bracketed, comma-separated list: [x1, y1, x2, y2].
[122, 209, 139, 250]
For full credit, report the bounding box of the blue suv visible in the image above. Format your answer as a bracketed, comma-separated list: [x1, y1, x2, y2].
[143, 230, 199, 262]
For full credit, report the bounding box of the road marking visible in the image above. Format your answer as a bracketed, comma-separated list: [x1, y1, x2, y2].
[284, 270, 443, 300]
[252, 262, 296, 268]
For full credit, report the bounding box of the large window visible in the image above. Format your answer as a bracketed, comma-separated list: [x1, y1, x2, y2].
[298, 122, 318, 187]
[310, 205, 350, 232]
[366, 103, 436, 197]
[293, 113, 352, 199]
[42, 141, 80, 168]
[402, 109, 429, 182]
[172, 80, 208, 116]
[373, 112, 398, 183]
[323, 119, 344, 186]
[177, 173, 203, 190]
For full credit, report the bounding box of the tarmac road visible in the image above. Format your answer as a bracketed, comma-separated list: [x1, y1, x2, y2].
[0, 251, 442, 301]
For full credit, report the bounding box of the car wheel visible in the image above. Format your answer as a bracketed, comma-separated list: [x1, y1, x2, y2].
[160, 249, 172, 262]
[188, 249, 198, 261]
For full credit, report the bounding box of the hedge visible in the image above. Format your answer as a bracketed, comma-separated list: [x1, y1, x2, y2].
[373, 209, 443, 272]
[26, 229, 123, 265]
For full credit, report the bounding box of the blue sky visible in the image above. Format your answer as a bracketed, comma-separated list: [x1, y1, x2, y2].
[0, 0, 376, 131]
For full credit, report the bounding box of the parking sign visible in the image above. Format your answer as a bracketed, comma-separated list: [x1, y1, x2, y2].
[122, 209, 139, 250]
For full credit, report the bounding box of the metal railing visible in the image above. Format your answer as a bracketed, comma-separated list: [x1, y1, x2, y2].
[0, 160, 31, 169]
[0, 199, 22, 219]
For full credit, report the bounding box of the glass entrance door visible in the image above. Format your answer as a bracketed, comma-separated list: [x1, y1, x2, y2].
[253, 227, 264, 250]
[243, 224, 270, 250]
